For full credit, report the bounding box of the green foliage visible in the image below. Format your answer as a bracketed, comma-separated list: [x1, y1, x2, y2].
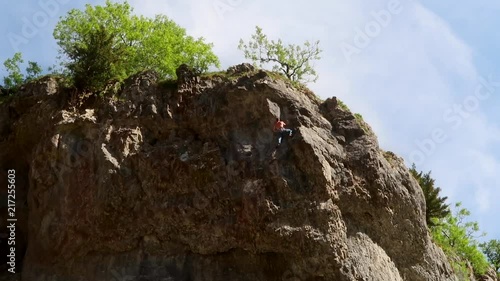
[432, 202, 489, 277]
[352, 112, 371, 134]
[449, 258, 471, 281]
[410, 164, 450, 226]
[238, 26, 322, 83]
[383, 151, 397, 166]
[480, 239, 500, 273]
[66, 25, 127, 91]
[53, 0, 219, 91]
[337, 99, 350, 111]
[408, 164, 489, 278]
[0, 92, 13, 104]
[2, 52, 43, 90]
[200, 70, 232, 81]
[3, 53, 24, 89]
[26, 61, 42, 81]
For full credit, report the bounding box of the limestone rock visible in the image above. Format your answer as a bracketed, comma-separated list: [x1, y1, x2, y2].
[226, 63, 255, 75]
[0, 65, 466, 281]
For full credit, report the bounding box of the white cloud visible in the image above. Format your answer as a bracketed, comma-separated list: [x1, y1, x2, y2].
[2, 0, 497, 239]
[123, 0, 500, 239]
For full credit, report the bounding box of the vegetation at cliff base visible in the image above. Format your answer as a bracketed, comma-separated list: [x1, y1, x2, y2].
[53, 0, 219, 91]
[410, 166, 496, 279]
[480, 239, 500, 276]
[431, 203, 490, 278]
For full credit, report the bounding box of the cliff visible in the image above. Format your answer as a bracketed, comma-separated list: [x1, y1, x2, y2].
[1, 64, 460, 280]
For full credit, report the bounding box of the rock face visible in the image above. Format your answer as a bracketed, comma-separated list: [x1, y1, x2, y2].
[480, 268, 500, 281]
[0, 65, 461, 281]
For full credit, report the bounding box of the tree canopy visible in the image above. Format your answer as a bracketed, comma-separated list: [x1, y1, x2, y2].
[3, 53, 23, 89]
[53, 0, 219, 91]
[480, 239, 500, 274]
[238, 26, 322, 83]
[64, 25, 127, 91]
[431, 202, 489, 277]
[2, 52, 42, 90]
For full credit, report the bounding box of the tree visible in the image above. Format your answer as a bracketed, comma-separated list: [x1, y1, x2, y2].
[480, 239, 500, 273]
[53, 0, 219, 90]
[3, 53, 24, 89]
[66, 25, 128, 91]
[432, 202, 489, 276]
[410, 164, 450, 226]
[238, 26, 322, 83]
[3, 52, 43, 90]
[26, 61, 43, 81]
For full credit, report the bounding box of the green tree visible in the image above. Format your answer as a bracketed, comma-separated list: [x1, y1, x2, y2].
[66, 25, 128, 91]
[480, 239, 500, 273]
[26, 61, 42, 81]
[432, 202, 489, 277]
[2, 52, 43, 89]
[410, 164, 450, 226]
[53, 0, 219, 90]
[3, 52, 24, 88]
[238, 26, 322, 83]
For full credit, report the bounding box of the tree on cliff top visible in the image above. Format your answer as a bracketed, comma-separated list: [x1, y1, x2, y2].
[53, 0, 220, 91]
[2, 52, 42, 90]
[64, 25, 127, 92]
[238, 26, 322, 83]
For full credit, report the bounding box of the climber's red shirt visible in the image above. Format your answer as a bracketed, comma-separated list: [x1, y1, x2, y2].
[274, 121, 286, 131]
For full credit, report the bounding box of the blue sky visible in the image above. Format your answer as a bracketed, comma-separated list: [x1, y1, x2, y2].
[1, 0, 499, 241]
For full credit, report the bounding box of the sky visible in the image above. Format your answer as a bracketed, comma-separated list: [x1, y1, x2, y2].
[1, 0, 499, 240]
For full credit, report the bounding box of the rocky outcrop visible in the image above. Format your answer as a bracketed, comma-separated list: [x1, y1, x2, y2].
[480, 268, 500, 281]
[0, 65, 461, 280]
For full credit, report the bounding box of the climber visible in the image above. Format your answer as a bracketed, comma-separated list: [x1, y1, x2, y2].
[273, 118, 293, 146]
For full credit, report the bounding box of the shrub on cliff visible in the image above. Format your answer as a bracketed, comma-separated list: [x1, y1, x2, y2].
[431, 203, 490, 277]
[238, 26, 322, 83]
[54, 0, 220, 91]
[410, 166, 493, 278]
[410, 165, 450, 226]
